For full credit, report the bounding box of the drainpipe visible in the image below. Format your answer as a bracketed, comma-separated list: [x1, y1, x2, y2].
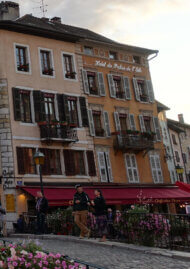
[147, 52, 158, 62]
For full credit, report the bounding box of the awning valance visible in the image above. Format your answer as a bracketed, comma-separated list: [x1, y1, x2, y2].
[20, 185, 190, 207]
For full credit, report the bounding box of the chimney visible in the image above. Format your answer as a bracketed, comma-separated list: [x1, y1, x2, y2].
[178, 114, 184, 124]
[51, 17, 61, 23]
[0, 1, 20, 21]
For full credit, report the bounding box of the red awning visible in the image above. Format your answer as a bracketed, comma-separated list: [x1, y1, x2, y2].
[20, 186, 190, 207]
[175, 181, 190, 193]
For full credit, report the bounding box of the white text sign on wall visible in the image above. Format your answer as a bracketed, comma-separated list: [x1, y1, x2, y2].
[95, 60, 142, 73]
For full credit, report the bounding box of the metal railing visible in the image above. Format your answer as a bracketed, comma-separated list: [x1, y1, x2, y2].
[39, 124, 78, 142]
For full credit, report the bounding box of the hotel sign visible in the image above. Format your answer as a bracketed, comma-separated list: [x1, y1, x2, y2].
[95, 60, 142, 73]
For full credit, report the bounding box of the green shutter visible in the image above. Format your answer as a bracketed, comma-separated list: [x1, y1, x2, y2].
[33, 91, 45, 122]
[12, 88, 21, 121]
[79, 97, 89, 127]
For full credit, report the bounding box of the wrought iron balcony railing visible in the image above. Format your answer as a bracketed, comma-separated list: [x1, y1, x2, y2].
[39, 123, 78, 143]
[113, 133, 154, 152]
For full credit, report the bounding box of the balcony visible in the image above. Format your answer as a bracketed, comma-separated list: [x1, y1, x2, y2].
[113, 131, 155, 153]
[39, 122, 78, 143]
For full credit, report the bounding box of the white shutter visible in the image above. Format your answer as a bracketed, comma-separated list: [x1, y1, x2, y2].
[114, 112, 121, 132]
[105, 152, 113, 182]
[122, 76, 131, 100]
[129, 114, 136, 130]
[88, 109, 95, 136]
[149, 155, 158, 183]
[146, 80, 155, 103]
[155, 155, 163, 183]
[98, 152, 108, 182]
[82, 69, 89, 94]
[97, 72, 106, 96]
[139, 115, 146, 132]
[125, 154, 139, 183]
[107, 74, 116, 98]
[133, 78, 140, 101]
[103, 111, 111, 137]
[153, 117, 161, 141]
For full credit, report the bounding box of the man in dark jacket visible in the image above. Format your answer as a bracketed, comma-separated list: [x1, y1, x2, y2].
[73, 184, 90, 239]
[36, 191, 48, 234]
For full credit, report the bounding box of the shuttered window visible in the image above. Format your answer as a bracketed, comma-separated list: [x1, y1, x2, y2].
[122, 76, 131, 100]
[82, 70, 105, 96]
[97, 151, 113, 182]
[79, 97, 89, 127]
[153, 117, 161, 141]
[133, 78, 155, 103]
[41, 149, 61, 175]
[33, 91, 46, 122]
[68, 97, 78, 127]
[93, 111, 104, 137]
[63, 150, 86, 176]
[103, 111, 111, 137]
[87, 151, 96, 176]
[149, 155, 163, 183]
[12, 88, 32, 123]
[57, 94, 70, 123]
[125, 154, 139, 183]
[17, 147, 36, 175]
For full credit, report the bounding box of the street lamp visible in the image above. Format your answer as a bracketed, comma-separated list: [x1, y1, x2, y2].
[34, 151, 45, 195]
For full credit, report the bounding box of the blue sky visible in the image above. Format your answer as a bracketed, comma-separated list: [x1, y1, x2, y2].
[17, 0, 190, 123]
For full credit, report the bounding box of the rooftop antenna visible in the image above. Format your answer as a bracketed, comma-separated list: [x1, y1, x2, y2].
[40, 0, 48, 17]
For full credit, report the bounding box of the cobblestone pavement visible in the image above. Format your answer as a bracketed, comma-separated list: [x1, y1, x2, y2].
[8, 237, 190, 269]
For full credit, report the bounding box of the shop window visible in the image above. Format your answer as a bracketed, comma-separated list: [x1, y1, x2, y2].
[17, 147, 36, 174]
[12, 88, 32, 123]
[41, 149, 61, 175]
[63, 53, 76, 79]
[40, 49, 54, 76]
[15, 45, 30, 72]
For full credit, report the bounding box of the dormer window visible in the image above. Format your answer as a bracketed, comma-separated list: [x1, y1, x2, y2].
[109, 51, 117, 60]
[84, 46, 93, 55]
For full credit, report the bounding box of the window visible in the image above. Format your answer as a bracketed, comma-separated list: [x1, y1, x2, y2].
[68, 97, 78, 127]
[63, 150, 86, 176]
[41, 149, 61, 175]
[149, 155, 163, 183]
[143, 116, 152, 132]
[86, 151, 96, 176]
[15, 45, 29, 72]
[125, 154, 139, 183]
[163, 127, 168, 140]
[93, 111, 104, 137]
[84, 46, 93, 55]
[137, 80, 149, 102]
[12, 88, 32, 123]
[175, 151, 180, 163]
[17, 147, 36, 174]
[182, 153, 187, 164]
[43, 93, 56, 122]
[82, 70, 106, 96]
[172, 134, 177, 145]
[63, 53, 76, 79]
[113, 76, 125, 99]
[188, 147, 190, 160]
[119, 114, 128, 131]
[97, 152, 113, 182]
[133, 78, 155, 103]
[109, 51, 117, 60]
[133, 55, 141, 64]
[40, 49, 54, 76]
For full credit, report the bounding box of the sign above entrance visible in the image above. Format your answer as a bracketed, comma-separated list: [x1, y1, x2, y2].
[95, 60, 142, 73]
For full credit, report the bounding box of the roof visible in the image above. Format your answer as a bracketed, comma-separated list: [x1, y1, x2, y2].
[0, 14, 158, 55]
[156, 100, 170, 112]
[167, 119, 186, 133]
[167, 118, 190, 131]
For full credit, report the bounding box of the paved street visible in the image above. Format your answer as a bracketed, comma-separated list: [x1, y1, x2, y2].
[8, 237, 190, 269]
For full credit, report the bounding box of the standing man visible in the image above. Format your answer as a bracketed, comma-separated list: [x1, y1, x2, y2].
[36, 191, 48, 234]
[73, 184, 90, 239]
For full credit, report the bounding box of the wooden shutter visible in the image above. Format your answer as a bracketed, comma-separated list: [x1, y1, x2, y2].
[153, 117, 161, 141]
[97, 72, 106, 96]
[125, 154, 139, 183]
[12, 88, 21, 121]
[114, 112, 121, 131]
[139, 115, 146, 132]
[122, 76, 131, 100]
[79, 97, 89, 127]
[103, 111, 111, 137]
[107, 74, 116, 98]
[149, 155, 158, 183]
[33, 91, 45, 122]
[88, 109, 95, 136]
[63, 150, 75, 176]
[87, 151, 96, 176]
[129, 114, 136, 130]
[97, 152, 108, 182]
[105, 152, 113, 182]
[82, 69, 89, 94]
[63, 94, 70, 124]
[146, 80, 155, 103]
[155, 155, 163, 183]
[17, 147, 25, 174]
[57, 94, 65, 122]
[132, 78, 140, 101]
